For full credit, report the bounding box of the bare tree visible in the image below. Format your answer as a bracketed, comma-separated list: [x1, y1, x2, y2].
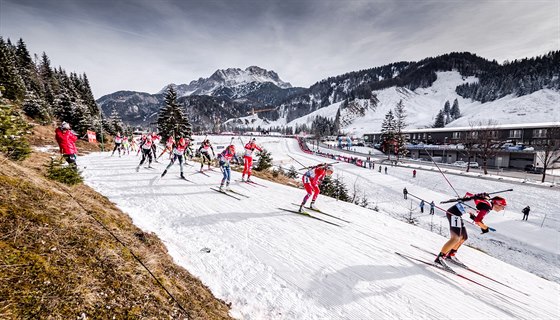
[536, 126, 560, 183]
[472, 120, 502, 175]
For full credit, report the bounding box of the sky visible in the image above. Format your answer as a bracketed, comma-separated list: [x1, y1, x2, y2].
[75, 135, 560, 319]
[1, 0, 559, 98]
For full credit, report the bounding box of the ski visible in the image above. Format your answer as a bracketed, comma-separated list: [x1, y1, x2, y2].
[225, 188, 249, 198]
[277, 208, 341, 227]
[245, 180, 267, 188]
[410, 245, 530, 296]
[210, 187, 241, 200]
[180, 176, 194, 183]
[192, 170, 210, 177]
[235, 179, 257, 187]
[290, 203, 350, 223]
[395, 252, 520, 301]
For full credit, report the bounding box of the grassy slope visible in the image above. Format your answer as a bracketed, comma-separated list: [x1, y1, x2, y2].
[0, 123, 233, 319]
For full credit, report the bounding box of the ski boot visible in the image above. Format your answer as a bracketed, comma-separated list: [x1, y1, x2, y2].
[180, 172, 185, 179]
[298, 204, 304, 213]
[309, 201, 316, 210]
[241, 176, 246, 182]
[434, 254, 453, 272]
[246, 176, 253, 183]
[136, 166, 140, 172]
[225, 182, 231, 191]
[446, 255, 467, 269]
[161, 170, 167, 178]
[219, 184, 224, 192]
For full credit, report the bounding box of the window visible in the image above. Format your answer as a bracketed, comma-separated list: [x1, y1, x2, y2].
[469, 131, 478, 139]
[509, 130, 522, 138]
[533, 129, 547, 138]
[452, 132, 461, 139]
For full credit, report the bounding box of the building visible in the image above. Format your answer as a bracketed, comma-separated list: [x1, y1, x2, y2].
[363, 122, 560, 169]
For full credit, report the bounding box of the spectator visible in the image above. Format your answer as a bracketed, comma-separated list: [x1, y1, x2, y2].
[522, 206, 530, 221]
[55, 121, 78, 168]
[403, 187, 408, 199]
[419, 200, 425, 213]
[378, 166, 382, 173]
[384, 167, 388, 174]
[430, 201, 435, 215]
[413, 169, 417, 178]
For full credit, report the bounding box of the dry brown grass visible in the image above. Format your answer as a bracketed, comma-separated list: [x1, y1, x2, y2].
[0, 123, 232, 319]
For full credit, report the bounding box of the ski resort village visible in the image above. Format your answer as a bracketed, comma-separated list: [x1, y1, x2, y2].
[1, 0, 559, 319]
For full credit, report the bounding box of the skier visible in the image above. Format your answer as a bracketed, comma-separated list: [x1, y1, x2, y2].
[419, 200, 425, 213]
[150, 132, 161, 162]
[429, 201, 435, 215]
[136, 135, 154, 171]
[298, 163, 334, 212]
[157, 136, 175, 161]
[242, 138, 262, 182]
[161, 137, 189, 179]
[434, 193, 507, 269]
[197, 139, 215, 172]
[55, 121, 78, 168]
[111, 132, 123, 157]
[217, 144, 240, 191]
[522, 205, 530, 221]
[122, 136, 130, 155]
[403, 187, 408, 199]
[129, 137, 138, 154]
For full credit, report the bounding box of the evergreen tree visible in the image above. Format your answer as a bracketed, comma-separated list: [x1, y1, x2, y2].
[443, 100, 451, 115]
[380, 110, 396, 155]
[433, 110, 445, 128]
[393, 100, 408, 159]
[254, 148, 273, 171]
[0, 102, 32, 160]
[286, 165, 298, 179]
[108, 107, 124, 135]
[451, 98, 461, 119]
[157, 86, 192, 141]
[0, 37, 26, 100]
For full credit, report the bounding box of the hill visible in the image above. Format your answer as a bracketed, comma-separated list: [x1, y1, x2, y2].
[0, 120, 232, 318]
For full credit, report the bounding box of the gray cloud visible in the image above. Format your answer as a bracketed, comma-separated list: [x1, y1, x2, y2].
[1, 0, 558, 97]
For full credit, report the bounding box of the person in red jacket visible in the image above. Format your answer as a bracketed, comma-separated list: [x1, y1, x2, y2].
[298, 163, 334, 212]
[55, 121, 78, 168]
[434, 193, 507, 269]
[242, 138, 262, 182]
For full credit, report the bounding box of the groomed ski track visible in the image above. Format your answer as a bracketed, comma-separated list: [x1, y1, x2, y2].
[81, 136, 559, 320]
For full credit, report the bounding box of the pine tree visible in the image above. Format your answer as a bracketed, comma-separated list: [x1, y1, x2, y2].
[0, 37, 26, 100]
[157, 86, 192, 141]
[443, 100, 451, 115]
[0, 102, 31, 160]
[451, 98, 461, 119]
[108, 107, 124, 135]
[254, 148, 273, 171]
[433, 110, 445, 128]
[393, 100, 408, 159]
[380, 110, 396, 155]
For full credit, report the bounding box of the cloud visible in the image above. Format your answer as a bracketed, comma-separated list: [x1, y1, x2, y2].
[1, 0, 558, 97]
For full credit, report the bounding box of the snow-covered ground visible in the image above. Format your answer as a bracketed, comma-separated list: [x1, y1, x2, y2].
[80, 136, 559, 319]
[231, 71, 560, 137]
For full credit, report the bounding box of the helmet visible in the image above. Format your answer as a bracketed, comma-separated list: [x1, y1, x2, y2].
[178, 138, 186, 145]
[325, 164, 334, 172]
[61, 122, 70, 130]
[491, 196, 507, 207]
[146, 135, 152, 141]
[252, 138, 256, 142]
[229, 145, 235, 152]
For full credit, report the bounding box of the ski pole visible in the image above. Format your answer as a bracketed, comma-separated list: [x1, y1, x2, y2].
[423, 147, 460, 197]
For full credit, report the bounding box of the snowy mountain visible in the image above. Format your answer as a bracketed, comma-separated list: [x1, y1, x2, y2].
[158, 66, 293, 98]
[80, 135, 559, 319]
[97, 51, 559, 133]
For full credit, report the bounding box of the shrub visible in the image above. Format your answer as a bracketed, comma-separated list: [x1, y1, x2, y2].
[45, 157, 83, 185]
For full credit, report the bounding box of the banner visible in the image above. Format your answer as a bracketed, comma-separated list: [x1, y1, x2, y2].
[87, 130, 97, 143]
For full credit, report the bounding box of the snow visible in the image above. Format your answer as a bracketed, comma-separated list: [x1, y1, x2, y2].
[80, 136, 559, 319]
[236, 71, 560, 137]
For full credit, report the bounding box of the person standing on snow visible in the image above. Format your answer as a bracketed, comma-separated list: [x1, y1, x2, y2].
[161, 137, 189, 179]
[403, 187, 408, 199]
[136, 135, 154, 171]
[434, 193, 507, 269]
[242, 138, 262, 182]
[298, 164, 334, 212]
[522, 206, 530, 221]
[430, 201, 435, 215]
[111, 132, 123, 157]
[419, 200, 425, 213]
[217, 144, 240, 191]
[55, 121, 78, 168]
[197, 139, 215, 172]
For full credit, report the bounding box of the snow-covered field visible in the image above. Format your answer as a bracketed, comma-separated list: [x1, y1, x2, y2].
[80, 136, 559, 319]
